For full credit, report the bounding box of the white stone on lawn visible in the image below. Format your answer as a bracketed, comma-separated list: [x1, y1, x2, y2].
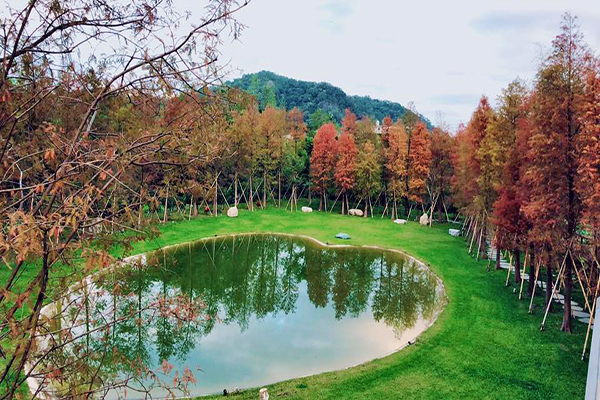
[227, 206, 238, 218]
[349, 208, 364, 217]
[301, 206, 313, 213]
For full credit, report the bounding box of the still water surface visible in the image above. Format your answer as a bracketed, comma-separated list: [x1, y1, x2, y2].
[71, 234, 444, 397]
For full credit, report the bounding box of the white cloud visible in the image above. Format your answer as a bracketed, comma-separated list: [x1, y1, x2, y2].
[186, 0, 600, 130]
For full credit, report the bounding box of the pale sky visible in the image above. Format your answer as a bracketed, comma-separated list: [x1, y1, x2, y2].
[212, 0, 600, 129]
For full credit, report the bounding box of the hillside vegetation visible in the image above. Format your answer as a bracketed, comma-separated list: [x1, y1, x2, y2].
[228, 70, 432, 128]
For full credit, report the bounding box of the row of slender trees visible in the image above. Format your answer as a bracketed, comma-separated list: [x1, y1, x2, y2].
[452, 13, 600, 335]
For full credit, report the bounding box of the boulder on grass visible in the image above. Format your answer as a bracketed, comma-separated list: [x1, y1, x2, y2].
[227, 206, 238, 218]
[301, 206, 313, 213]
[448, 228, 460, 237]
[335, 233, 351, 240]
[349, 208, 364, 217]
[394, 219, 407, 225]
[419, 213, 429, 226]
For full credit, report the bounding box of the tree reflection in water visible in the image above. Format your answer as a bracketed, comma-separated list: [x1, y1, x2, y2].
[42, 234, 443, 398]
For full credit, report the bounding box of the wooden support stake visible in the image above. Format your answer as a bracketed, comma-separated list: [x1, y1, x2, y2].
[529, 260, 541, 314]
[582, 257, 600, 359]
[505, 252, 514, 287]
[476, 220, 484, 260]
[329, 190, 343, 213]
[381, 200, 389, 218]
[540, 250, 570, 330]
[572, 255, 591, 312]
[519, 249, 529, 300]
[469, 216, 478, 254]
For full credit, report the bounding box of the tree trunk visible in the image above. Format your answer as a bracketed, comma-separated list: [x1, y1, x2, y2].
[528, 246, 536, 296]
[479, 224, 487, 259]
[392, 190, 397, 220]
[438, 194, 443, 223]
[403, 196, 409, 219]
[249, 175, 253, 211]
[545, 264, 554, 313]
[319, 192, 323, 211]
[514, 249, 521, 284]
[496, 245, 501, 270]
[278, 171, 281, 208]
[213, 177, 218, 216]
[138, 167, 144, 228]
[234, 172, 238, 207]
[341, 191, 345, 215]
[263, 172, 267, 209]
[561, 252, 573, 332]
[364, 198, 368, 218]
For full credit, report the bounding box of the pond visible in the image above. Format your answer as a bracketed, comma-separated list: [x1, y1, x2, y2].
[37, 234, 445, 398]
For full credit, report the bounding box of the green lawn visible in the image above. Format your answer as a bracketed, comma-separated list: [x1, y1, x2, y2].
[126, 207, 587, 400]
[1, 206, 588, 399]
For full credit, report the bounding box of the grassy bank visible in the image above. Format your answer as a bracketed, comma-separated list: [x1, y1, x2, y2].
[126, 207, 587, 400]
[1, 206, 588, 399]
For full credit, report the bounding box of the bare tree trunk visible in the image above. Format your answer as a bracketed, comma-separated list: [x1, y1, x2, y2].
[438, 194, 443, 223]
[263, 172, 267, 209]
[364, 198, 368, 218]
[278, 171, 281, 208]
[341, 191, 345, 215]
[561, 252, 573, 332]
[392, 190, 396, 220]
[249, 175, 253, 211]
[514, 249, 521, 283]
[234, 172, 238, 207]
[213, 176, 218, 216]
[496, 245, 501, 270]
[138, 167, 144, 227]
[319, 192, 323, 211]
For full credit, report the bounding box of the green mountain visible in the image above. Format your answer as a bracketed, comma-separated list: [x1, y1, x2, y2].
[228, 71, 432, 128]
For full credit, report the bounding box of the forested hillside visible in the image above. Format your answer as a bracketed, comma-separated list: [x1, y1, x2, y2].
[228, 71, 432, 128]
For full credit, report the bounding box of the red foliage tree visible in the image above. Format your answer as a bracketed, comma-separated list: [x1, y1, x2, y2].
[381, 115, 393, 147]
[577, 58, 600, 250]
[341, 108, 357, 137]
[310, 123, 339, 211]
[522, 14, 587, 332]
[429, 127, 454, 223]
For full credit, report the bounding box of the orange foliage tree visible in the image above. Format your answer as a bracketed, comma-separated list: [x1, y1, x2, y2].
[385, 122, 408, 220]
[310, 123, 339, 211]
[407, 122, 431, 205]
[335, 132, 358, 214]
